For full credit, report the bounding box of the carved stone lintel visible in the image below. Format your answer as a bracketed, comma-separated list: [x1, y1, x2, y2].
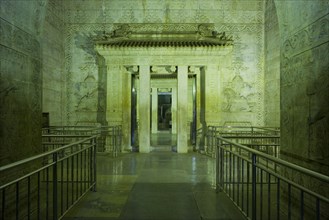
[150, 65, 177, 74]
[94, 23, 233, 45]
[124, 65, 139, 73]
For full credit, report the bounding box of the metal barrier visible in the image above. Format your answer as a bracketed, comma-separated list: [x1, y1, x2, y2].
[0, 136, 97, 220]
[195, 127, 204, 151]
[101, 125, 122, 157]
[205, 126, 280, 157]
[42, 125, 122, 157]
[216, 136, 329, 220]
[42, 126, 99, 136]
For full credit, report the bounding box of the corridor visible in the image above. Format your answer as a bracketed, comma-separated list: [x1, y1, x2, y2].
[63, 152, 245, 220]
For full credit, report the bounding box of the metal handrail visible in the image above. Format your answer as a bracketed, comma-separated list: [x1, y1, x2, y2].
[0, 136, 97, 173]
[0, 135, 98, 220]
[216, 136, 329, 220]
[216, 136, 329, 182]
[204, 125, 280, 157]
[42, 125, 123, 156]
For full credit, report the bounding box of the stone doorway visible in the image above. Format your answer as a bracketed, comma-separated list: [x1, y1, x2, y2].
[95, 23, 233, 153]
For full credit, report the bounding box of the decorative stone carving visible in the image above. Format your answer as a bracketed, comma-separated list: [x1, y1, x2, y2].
[94, 23, 233, 48]
[150, 65, 177, 74]
[65, 0, 265, 126]
[222, 74, 256, 113]
[282, 16, 328, 58]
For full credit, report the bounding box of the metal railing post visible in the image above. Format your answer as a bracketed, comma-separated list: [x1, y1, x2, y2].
[90, 138, 94, 191]
[216, 138, 220, 193]
[252, 153, 257, 220]
[112, 127, 115, 157]
[93, 137, 97, 192]
[216, 139, 224, 193]
[52, 152, 58, 220]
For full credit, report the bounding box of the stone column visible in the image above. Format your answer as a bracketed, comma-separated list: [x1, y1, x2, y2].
[122, 67, 132, 151]
[177, 66, 188, 153]
[151, 87, 158, 134]
[139, 65, 151, 153]
[171, 86, 177, 134]
[106, 65, 122, 124]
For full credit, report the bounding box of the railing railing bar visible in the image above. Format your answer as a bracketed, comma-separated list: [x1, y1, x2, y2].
[16, 182, 19, 220]
[0, 162, 55, 190]
[233, 154, 235, 202]
[80, 148, 83, 196]
[53, 152, 58, 220]
[247, 160, 250, 217]
[268, 173, 271, 220]
[242, 143, 280, 147]
[255, 164, 329, 204]
[0, 136, 98, 172]
[215, 144, 220, 193]
[221, 135, 280, 139]
[84, 150, 87, 193]
[242, 159, 245, 212]
[71, 155, 74, 206]
[288, 183, 292, 220]
[301, 191, 304, 220]
[57, 145, 95, 163]
[46, 166, 49, 220]
[252, 153, 257, 220]
[58, 183, 96, 220]
[37, 172, 40, 220]
[1, 188, 5, 219]
[217, 137, 329, 182]
[277, 178, 280, 220]
[260, 169, 263, 219]
[237, 156, 240, 207]
[61, 160, 64, 216]
[28, 176, 31, 220]
[316, 198, 320, 220]
[93, 138, 97, 192]
[229, 152, 232, 198]
[66, 159, 69, 211]
[75, 154, 78, 201]
[42, 135, 94, 138]
[225, 151, 228, 192]
[220, 145, 253, 161]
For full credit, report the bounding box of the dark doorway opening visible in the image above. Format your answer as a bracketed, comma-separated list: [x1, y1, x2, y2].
[158, 92, 172, 131]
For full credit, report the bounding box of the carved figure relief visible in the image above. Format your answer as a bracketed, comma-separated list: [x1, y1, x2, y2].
[222, 74, 256, 112]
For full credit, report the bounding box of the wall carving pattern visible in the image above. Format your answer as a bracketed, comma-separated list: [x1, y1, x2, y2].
[279, 9, 329, 166]
[65, 9, 263, 25]
[215, 23, 264, 125]
[0, 17, 42, 165]
[64, 1, 265, 126]
[264, 0, 280, 127]
[283, 16, 328, 58]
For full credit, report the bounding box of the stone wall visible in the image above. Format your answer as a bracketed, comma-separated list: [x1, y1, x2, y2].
[64, 0, 266, 127]
[0, 0, 66, 166]
[264, 0, 280, 127]
[0, 0, 46, 166]
[274, 1, 329, 212]
[275, 0, 329, 174]
[42, 0, 66, 125]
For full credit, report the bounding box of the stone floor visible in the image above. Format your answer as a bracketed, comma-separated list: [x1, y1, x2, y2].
[63, 151, 246, 220]
[151, 132, 177, 151]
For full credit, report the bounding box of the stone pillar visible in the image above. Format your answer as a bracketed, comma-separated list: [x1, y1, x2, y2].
[122, 67, 132, 151]
[171, 86, 177, 134]
[177, 66, 188, 153]
[195, 67, 201, 130]
[106, 65, 122, 124]
[151, 88, 158, 134]
[139, 65, 151, 153]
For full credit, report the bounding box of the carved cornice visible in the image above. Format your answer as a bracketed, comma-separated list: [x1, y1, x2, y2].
[94, 23, 233, 47]
[282, 16, 329, 58]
